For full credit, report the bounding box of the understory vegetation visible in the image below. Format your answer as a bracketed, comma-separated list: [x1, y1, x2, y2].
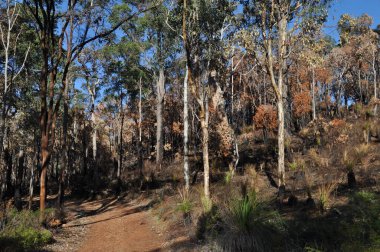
[0, 208, 53, 250]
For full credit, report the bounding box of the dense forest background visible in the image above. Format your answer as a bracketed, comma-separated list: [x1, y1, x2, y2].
[0, 0, 380, 251]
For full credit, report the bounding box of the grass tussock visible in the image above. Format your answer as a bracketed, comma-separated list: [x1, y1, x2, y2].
[213, 189, 284, 252]
[318, 180, 339, 213]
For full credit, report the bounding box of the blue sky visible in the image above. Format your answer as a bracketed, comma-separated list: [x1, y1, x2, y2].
[324, 0, 380, 42]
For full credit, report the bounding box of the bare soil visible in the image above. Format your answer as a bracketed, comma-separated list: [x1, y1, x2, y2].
[44, 195, 167, 252]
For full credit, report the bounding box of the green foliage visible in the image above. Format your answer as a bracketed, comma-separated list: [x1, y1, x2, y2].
[224, 170, 234, 184]
[354, 102, 364, 114]
[176, 199, 192, 214]
[230, 191, 257, 232]
[201, 196, 213, 213]
[229, 191, 283, 233]
[354, 191, 377, 203]
[0, 209, 53, 250]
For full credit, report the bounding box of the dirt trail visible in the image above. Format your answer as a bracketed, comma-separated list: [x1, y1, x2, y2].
[51, 196, 166, 252]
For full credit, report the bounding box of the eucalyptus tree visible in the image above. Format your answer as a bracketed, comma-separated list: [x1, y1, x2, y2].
[101, 31, 150, 178]
[241, 0, 331, 191]
[0, 0, 30, 174]
[140, 1, 179, 172]
[182, 0, 236, 200]
[23, 0, 160, 220]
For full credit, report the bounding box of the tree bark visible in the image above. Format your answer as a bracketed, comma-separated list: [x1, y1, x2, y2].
[373, 51, 378, 115]
[265, 13, 287, 189]
[57, 78, 69, 208]
[40, 133, 49, 222]
[200, 99, 210, 199]
[277, 16, 286, 189]
[14, 150, 24, 210]
[183, 67, 190, 192]
[138, 77, 143, 178]
[156, 68, 165, 171]
[117, 92, 124, 178]
[4, 148, 12, 197]
[311, 67, 316, 120]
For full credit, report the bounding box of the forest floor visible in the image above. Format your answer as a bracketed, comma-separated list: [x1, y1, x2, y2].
[43, 194, 177, 252]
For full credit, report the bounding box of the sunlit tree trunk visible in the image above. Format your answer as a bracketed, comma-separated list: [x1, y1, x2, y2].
[117, 92, 124, 178]
[312, 67, 316, 120]
[266, 14, 287, 189]
[200, 95, 210, 199]
[373, 51, 378, 115]
[156, 68, 165, 171]
[183, 67, 190, 191]
[138, 77, 143, 177]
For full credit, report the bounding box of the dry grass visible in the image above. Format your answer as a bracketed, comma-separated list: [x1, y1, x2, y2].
[244, 164, 259, 192]
[308, 148, 329, 168]
[318, 180, 339, 213]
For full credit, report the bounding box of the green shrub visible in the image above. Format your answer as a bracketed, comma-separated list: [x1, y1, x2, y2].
[229, 191, 283, 232]
[176, 199, 192, 214]
[216, 191, 284, 251]
[0, 208, 53, 250]
[230, 191, 257, 232]
[224, 170, 233, 184]
[354, 191, 377, 204]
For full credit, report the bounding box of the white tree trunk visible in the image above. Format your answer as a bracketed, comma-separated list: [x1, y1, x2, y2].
[373, 51, 377, 115]
[138, 77, 143, 176]
[183, 67, 190, 191]
[200, 96, 210, 199]
[91, 102, 97, 161]
[277, 16, 287, 188]
[156, 68, 165, 171]
[312, 67, 316, 120]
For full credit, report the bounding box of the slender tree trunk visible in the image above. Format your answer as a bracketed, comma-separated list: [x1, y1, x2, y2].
[40, 133, 49, 222]
[156, 68, 165, 171]
[183, 67, 190, 191]
[91, 95, 97, 180]
[14, 150, 24, 210]
[117, 95, 124, 178]
[0, 105, 6, 162]
[57, 78, 69, 208]
[29, 159, 35, 210]
[138, 77, 143, 178]
[277, 97, 285, 187]
[4, 148, 12, 197]
[373, 51, 378, 115]
[358, 69, 363, 103]
[200, 97, 210, 199]
[231, 56, 234, 115]
[312, 67, 316, 120]
[277, 16, 286, 189]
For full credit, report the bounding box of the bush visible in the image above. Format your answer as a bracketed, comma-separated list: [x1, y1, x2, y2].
[216, 191, 284, 251]
[318, 181, 338, 213]
[0, 208, 53, 250]
[230, 191, 257, 232]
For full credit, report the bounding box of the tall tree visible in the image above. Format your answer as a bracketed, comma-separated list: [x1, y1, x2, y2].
[182, 0, 235, 200]
[0, 0, 30, 177]
[242, 0, 330, 190]
[24, 0, 157, 220]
